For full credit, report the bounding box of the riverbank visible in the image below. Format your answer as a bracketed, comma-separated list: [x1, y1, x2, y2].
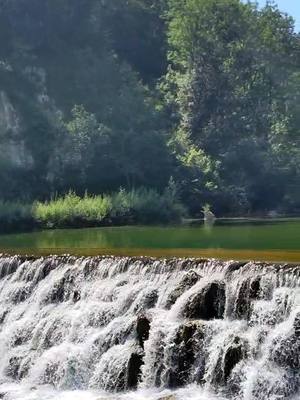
[0, 189, 186, 234]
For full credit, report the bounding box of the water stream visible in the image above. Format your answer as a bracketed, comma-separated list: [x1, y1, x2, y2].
[0, 256, 299, 399]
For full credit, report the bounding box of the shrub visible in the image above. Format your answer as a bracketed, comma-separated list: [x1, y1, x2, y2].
[0, 187, 186, 232]
[111, 187, 186, 224]
[34, 191, 112, 228]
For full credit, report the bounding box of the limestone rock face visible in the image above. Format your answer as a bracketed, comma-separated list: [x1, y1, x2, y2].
[0, 91, 19, 134]
[0, 90, 33, 168]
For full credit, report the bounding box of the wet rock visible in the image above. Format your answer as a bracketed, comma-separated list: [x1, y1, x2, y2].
[271, 333, 300, 369]
[90, 346, 143, 392]
[12, 329, 30, 346]
[183, 281, 226, 320]
[294, 313, 300, 337]
[225, 261, 247, 275]
[134, 289, 158, 313]
[166, 271, 202, 309]
[0, 258, 18, 279]
[73, 290, 81, 302]
[223, 339, 244, 382]
[158, 396, 176, 400]
[45, 270, 76, 303]
[5, 356, 22, 379]
[249, 277, 261, 299]
[34, 259, 54, 283]
[251, 371, 300, 399]
[11, 283, 34, 304]
[47, 277, 66, 303]
[136, 315, 151, 348]
[226, 361, 247, 396]
[234, 277, 261, 319]
[168, 321, 205, 387]
[0, 310, 8, 324]
[213, 336, 247, 385]
[127, 353, 143, 389]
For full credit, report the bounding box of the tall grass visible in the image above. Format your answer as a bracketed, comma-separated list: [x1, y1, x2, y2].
[0, 188, 186, 232]
[35, 192, 113, 228]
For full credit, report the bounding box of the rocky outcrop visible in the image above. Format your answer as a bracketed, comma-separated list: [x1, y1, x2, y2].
[136, 315, 151, 349]
[183, 281, 226, 320]
[168, 321, 205, 387]
[271, 329, 300, 369]
[234, 277, 261, 319]
[166, 270, 202, 309]
[212, 336, 248, 386]
[127, 353, 144, 389]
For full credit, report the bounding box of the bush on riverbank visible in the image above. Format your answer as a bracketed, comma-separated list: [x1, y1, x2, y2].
[0, 189, 186, 232]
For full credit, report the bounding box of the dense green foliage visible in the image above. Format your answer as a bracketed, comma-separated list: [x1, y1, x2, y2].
[0, 0, 299, 220]
[0, 188, 185, 232]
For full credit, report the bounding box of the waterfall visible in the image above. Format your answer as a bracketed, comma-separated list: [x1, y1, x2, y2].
[0, 255, 299, 400]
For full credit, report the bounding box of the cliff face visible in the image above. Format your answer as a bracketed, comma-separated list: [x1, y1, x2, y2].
[0, 90, 33, 168]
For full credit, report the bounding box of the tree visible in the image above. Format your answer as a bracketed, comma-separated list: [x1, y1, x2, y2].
[165, 0, 300, 213]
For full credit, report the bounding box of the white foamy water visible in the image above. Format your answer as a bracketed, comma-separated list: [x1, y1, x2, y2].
[0, 255, 299, 400]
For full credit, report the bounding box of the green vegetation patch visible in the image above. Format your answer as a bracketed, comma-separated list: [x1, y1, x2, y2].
[0, 189, 186, 232]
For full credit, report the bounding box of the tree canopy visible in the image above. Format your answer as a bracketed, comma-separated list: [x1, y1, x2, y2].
[0, 0, 299, 216]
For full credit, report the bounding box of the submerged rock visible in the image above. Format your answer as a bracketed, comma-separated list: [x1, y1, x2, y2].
[183, 281, 226, 320]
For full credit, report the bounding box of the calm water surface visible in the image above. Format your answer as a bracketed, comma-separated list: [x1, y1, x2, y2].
[0, 219, 300, 262]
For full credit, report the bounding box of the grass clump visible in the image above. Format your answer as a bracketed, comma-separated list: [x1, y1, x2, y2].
[35, 192, 113, 228]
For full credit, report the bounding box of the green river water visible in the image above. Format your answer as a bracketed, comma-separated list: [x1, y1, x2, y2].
[0, 218, 300, 262]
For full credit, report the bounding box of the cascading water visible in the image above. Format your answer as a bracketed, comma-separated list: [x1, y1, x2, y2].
[0, 255, 299, 400]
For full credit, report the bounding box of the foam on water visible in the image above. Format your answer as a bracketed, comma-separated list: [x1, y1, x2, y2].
[0, 255, 299, 400]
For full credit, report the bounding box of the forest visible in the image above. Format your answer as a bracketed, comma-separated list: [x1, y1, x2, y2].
[0, 0, 299, 229]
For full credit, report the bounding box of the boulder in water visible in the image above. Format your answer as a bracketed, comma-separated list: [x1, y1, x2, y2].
[183, 281, 226, 320]
[213, 336, 248, 386]
[166, 271, 202, 309]
[234, 277, 261, 319]
[136, 314, 151, 348]
[127, 353, 144, 389]
[271, 332, 300, 369]
[134, 289, 158, 313]
[168, 321, 205, 387]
